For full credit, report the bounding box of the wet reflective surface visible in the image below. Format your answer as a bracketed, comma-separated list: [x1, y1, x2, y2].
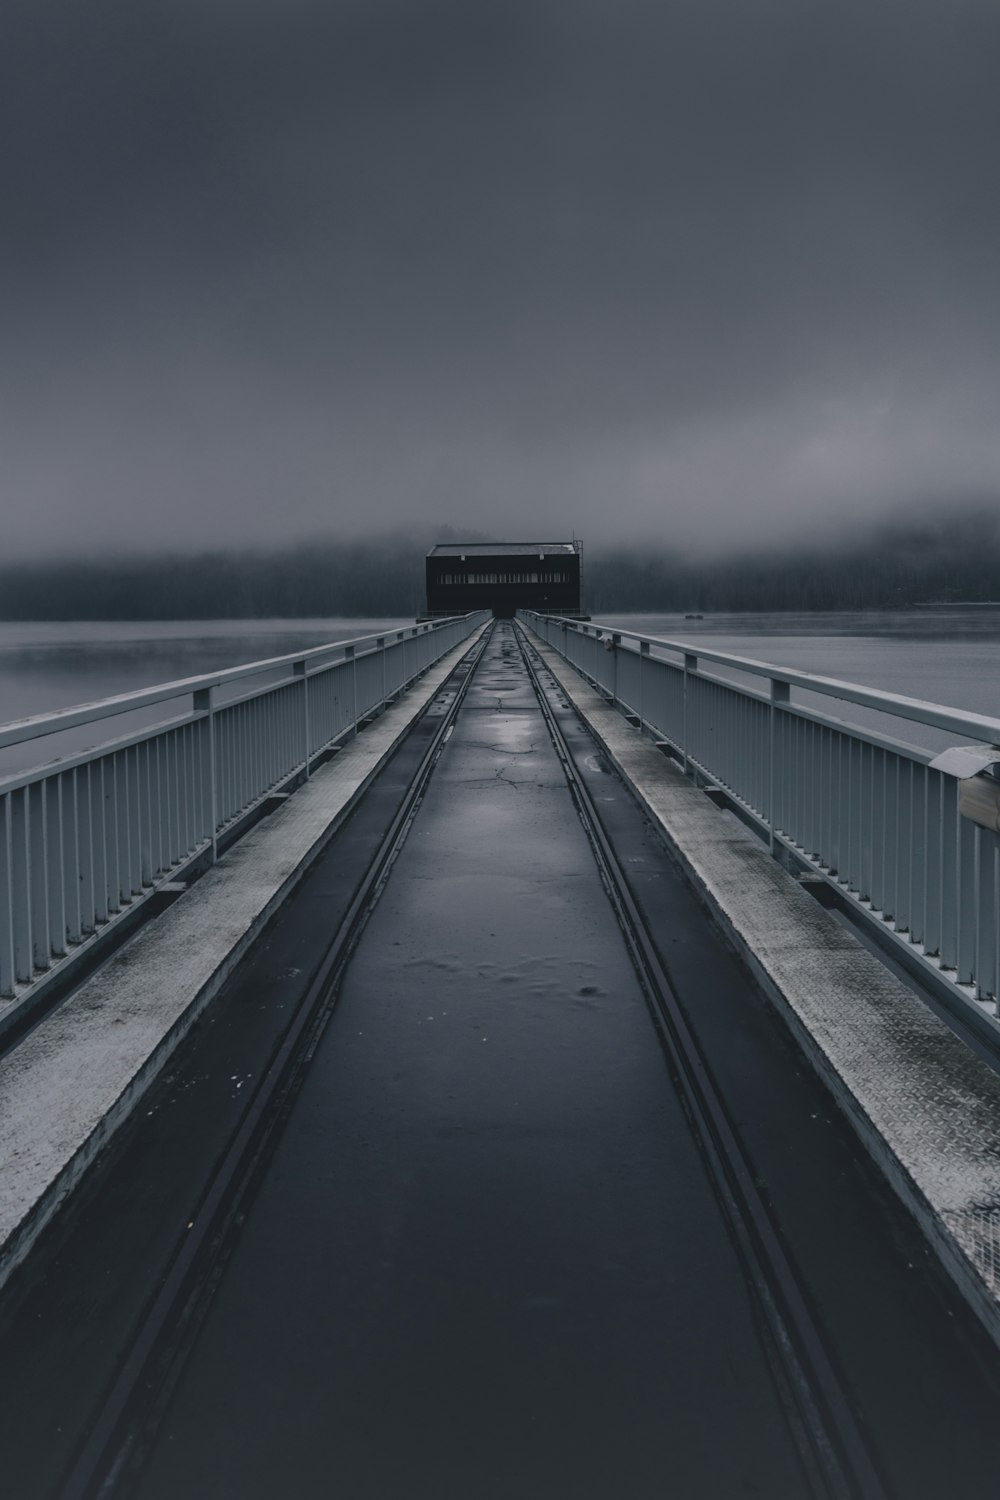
[130, 625, 809, 1498]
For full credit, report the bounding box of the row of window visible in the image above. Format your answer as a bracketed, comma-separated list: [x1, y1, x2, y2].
[435, 572, 568, 585]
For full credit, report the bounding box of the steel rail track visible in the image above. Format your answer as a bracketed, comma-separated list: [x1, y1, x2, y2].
[56, 624, 494, 1500]
[513, 623, 891, 1500]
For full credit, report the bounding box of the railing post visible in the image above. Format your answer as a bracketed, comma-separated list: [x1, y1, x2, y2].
[611, 633, 621, 705]
[682, 653, 697, 773]
[769, 678, 790, 852]
[11, 790, 32, 983]
[28, 780, 51, 971]
[194, 686, 217, 863]
[344, 644, 358, 730]
[377, 637, 386, 709]
[293, 660, 310, 779]
[639, 640, 649, 728]
[0, 794, 13, 998]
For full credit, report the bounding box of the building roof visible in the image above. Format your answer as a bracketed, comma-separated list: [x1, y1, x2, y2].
[427, 542, 578, 558]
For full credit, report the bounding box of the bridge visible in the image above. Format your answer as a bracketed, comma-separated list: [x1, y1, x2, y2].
[2, 612, 1000, 1498]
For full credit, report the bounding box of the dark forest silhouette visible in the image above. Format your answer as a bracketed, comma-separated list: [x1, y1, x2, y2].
[0, 512, 996, 620]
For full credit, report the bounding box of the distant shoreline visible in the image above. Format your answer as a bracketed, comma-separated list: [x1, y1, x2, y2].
[6, 602, 1000, 630]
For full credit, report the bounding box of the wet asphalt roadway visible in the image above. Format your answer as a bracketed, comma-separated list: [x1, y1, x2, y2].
[4, 621, 1000, 1499]
[127, 624, 809, 1498]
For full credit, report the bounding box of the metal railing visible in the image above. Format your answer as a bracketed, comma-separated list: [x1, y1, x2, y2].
[0, 613, 488, 1013]
[520, 610, 1000, 1021]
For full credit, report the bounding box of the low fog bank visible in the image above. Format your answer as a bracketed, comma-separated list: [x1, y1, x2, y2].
[0, 511, 996, 621]
[587, 509, 1000, 614]
[0, 533, 440, 623]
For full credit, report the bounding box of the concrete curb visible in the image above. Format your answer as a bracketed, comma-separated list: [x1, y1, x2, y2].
[0, 626, 488, 1291]
[526, 626, 1000, 1353]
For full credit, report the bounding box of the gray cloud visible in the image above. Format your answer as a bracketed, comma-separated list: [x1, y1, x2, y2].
[3, 0, 999, 559]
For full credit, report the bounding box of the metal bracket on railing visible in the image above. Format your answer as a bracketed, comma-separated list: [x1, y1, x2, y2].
[929, 745, 1000, 832]
[927, 745, 1000, 778]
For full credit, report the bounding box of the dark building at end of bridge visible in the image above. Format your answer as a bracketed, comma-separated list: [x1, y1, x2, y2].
[424, 542, 586, 619]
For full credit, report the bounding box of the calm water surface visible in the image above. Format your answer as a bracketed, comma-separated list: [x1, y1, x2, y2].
[2, 610, 998, 777]
[0, 618, 410, 778]
[597, 607, 1000, 754]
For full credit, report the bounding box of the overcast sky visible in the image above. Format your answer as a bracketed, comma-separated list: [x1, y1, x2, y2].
[3, 0, 999, 559]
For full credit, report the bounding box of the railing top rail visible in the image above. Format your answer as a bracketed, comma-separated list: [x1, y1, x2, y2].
[525, 611, 1000, 746]
[0, 613, 480, 751]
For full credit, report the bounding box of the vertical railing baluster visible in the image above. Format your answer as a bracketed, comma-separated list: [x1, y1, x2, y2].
[940, 775, 959, 970]
[638, 640, 648, 729]
[27, 781, 50, 971]
[345, 644, 358, 730]
[153, 729, 167, 876]
[12, 789, 33, 982]
[0, 793, 14, 997]
[973, 829, 993, 1000]
[93, 761, 109, 926]
[127, 746, 141, 895]
[896, 759, 912, 935]
[47, 776, 66, 957]
[768, 679, 789, 852]
[957, 819, 978, 985]
[682, 654, 697, 773]
[116, 751, 131, 902]
[138, 742, 152, 887]
[177, 729, 189, 858]
[924, 769, 941, 957]
[65, 768, 82, 938]
[917, 765, 928, 949]
[173, 726, 183, 870]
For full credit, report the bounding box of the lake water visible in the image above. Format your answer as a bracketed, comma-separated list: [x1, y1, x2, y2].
[1, 609, 997, 779]
[595, 607, 1000, 756]
[0, 617, 410, 780]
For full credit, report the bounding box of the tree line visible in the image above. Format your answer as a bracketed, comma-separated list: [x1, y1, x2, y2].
[585, 511, 1000, 614]
[0, 512, 996, 619]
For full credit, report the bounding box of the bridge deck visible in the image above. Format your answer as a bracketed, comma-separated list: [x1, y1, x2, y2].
[125, 622, 809, 1498]
[1, 624, 999, 1497]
